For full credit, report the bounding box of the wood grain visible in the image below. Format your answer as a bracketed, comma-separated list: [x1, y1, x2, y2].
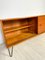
[0, 15, 45, 48]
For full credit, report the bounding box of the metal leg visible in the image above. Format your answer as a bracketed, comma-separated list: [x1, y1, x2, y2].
[8, 46, 13, 57]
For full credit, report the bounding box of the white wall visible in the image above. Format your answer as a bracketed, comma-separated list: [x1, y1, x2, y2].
[0, 0, 45, 19]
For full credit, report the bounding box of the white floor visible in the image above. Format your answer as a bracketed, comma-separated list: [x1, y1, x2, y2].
[0, 33, 45, 60]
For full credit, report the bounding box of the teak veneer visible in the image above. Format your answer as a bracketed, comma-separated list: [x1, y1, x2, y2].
[0, 15, 45, 57]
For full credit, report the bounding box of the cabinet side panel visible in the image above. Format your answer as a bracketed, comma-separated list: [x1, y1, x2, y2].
[0, 21, 5, 45]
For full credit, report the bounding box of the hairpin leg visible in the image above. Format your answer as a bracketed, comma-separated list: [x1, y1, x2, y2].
[8, 46, 13, 57]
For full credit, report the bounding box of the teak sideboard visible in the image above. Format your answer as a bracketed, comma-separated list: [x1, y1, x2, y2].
[0, 15, 45, 57]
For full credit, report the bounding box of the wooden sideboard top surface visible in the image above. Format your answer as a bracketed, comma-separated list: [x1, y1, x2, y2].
[0, 15, 45, 21]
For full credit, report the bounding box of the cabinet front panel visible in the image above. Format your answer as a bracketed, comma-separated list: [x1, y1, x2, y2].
[38, 16, 45, 33]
